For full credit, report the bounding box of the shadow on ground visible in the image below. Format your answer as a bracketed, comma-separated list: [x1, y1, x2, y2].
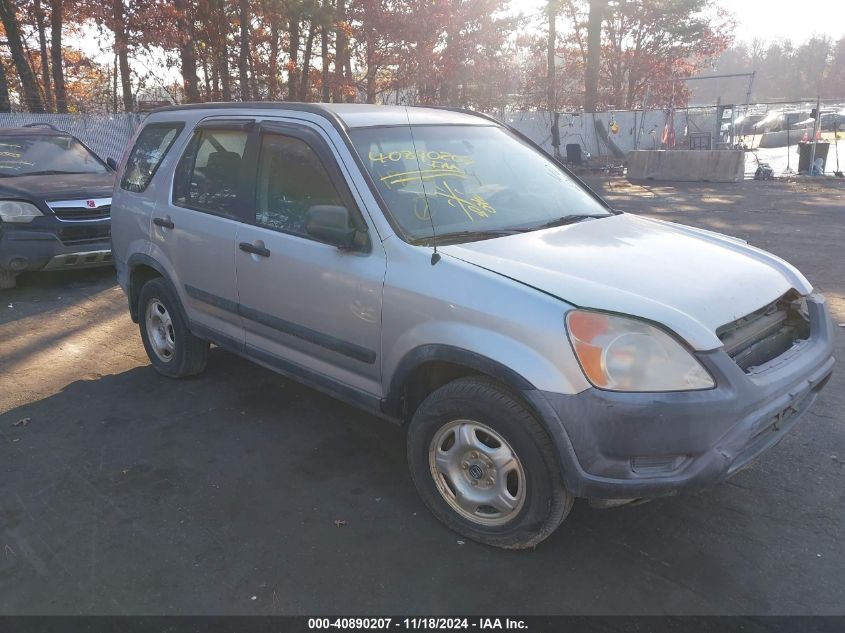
[1, 346, 843, 615]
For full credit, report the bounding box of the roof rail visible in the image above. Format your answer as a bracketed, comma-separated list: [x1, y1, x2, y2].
[23, 122, 62, 131]
[426, 106, 502, 126]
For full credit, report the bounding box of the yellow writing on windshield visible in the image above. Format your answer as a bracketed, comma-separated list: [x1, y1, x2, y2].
[435, 181, 496, 222]
[411, 180, 496, 222]
[380, 166, 466, 187]
[371, 148, 476, 189]
[369, 149, 473, 166]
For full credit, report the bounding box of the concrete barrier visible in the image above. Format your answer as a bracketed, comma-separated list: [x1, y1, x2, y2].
[626, 150, 745, 183]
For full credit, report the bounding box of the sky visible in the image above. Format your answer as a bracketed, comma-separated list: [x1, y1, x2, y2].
[511, 0, 845, 44]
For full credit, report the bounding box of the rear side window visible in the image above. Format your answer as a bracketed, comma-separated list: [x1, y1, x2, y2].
[173, 128, 249, 217]
[120, 122, 184, 193]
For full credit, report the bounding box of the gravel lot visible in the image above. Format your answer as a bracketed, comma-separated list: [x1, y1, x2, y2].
[1, 177, 843, 615]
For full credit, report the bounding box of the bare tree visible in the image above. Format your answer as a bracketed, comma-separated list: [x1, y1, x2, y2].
[111, 0, 133, 111]
[174, 0, 201, 102]
[33, 0, 54, 110]
[0, 61, 10, 112]
[546, 0, 556, 110]
[50, 0, 67, 112]
[583, 0, 603, 111]
[238, 0, 251, 100]
[299, 21, 315, 100]
[0, 0, 45, 111]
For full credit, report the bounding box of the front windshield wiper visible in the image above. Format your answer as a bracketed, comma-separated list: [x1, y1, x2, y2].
[411, 228, 523, 246]
[18, 170, 92, 176]
[517, 214, 607, 232]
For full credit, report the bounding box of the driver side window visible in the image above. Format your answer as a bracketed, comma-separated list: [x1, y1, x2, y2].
[254, 133, 344, 238]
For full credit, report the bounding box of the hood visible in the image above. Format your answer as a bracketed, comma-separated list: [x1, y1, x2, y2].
[0, 172, 115, 201]
[439, 213, 812, 351]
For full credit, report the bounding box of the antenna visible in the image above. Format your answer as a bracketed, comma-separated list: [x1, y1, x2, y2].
[405, 107, 441, 265]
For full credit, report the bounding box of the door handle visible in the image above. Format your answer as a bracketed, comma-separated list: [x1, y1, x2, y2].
[153, 217, 174, 229]
[239, 242, 271, 257]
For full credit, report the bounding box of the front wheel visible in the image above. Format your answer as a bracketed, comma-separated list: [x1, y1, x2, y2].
[407, 377, 573, 549]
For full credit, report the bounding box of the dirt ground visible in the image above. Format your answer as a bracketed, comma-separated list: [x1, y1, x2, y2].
[1, 177, 843, 615]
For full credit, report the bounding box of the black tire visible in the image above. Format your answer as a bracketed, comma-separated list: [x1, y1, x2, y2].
[407, 376, 573, 549]
[138, 277, 209, 378]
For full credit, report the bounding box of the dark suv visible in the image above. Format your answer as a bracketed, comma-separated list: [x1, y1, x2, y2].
[0, 124, 116, 289]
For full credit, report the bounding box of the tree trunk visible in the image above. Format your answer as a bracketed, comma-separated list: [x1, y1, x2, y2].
[332, 0, 347, 102]
[214, 0, 231, 100]
[112, 52, 118, 112]
[287, 18, 300, 100]
[238, 0, 251, 100]
[50, 0, 66, 112]
[584, 0, 603, 112]
[33, 0, 54, 110]
[546, 0, 556, 111]
[211, 56, 221, 100]
[0, 0, 45, 112]
[201, 51, 211, 101]
[112, 0, 133, 111]
[0, 62, 10, 113]
[248, 43, 259, 100]
[268, 18, 279, 100]
[365, 35, 376, 104]
[299, 22, 315, 102]
[174, 0, 201, 103]
[321, 22, 330, 102]
[440, 0, 462, 106]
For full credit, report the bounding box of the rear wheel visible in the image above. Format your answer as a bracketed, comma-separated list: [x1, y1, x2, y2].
[407, 377, 573, 549]
[138, 277, 208, 378]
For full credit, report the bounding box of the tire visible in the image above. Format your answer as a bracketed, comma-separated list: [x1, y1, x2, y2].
[0, 270, 17, 290]
[407, 376, 573, 549]
[138, 277, 209, 378]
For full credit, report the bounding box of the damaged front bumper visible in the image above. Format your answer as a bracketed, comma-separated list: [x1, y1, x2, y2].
[532, 294, 835, 500]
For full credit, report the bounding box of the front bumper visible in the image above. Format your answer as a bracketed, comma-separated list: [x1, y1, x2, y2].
[0, 226, 112, 273]
[531, 294, 835, 499]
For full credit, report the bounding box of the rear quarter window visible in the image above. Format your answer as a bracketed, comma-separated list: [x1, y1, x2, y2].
[120, 122, 185, 193]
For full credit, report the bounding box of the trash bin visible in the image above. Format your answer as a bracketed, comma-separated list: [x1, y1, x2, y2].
[797, 141, 830, 173]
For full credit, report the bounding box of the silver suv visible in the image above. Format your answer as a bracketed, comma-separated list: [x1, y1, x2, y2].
[112, 104, 834, 548]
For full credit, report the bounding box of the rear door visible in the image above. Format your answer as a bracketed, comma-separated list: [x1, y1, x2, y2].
[152, 119, 253, 347]
[234, 121, 386, 397]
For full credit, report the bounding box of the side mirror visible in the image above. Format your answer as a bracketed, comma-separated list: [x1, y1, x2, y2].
[106, 157, 118, 170]
[305, 205, 364, 250]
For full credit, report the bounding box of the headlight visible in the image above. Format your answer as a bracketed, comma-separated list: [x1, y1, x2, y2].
[0, 200, 43, 223]
[566, 310, 715, 392]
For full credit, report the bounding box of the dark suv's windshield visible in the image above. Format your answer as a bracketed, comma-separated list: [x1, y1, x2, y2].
[350, 124, 610, 243]
[0, 134, 108, 177]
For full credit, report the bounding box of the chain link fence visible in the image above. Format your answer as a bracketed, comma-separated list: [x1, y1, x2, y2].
[0, 113, 143, 164]
[495, 101, 845, 178]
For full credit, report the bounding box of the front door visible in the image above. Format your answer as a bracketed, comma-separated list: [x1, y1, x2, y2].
[235, 122, 386, 397]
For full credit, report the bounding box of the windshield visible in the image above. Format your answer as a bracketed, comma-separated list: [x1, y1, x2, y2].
[0, 134, 108, 177]
[350, 124, 610, 243]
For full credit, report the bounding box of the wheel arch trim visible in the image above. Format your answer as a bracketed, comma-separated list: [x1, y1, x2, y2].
[126, 253, 180, 322]
[382, 344, 535, 419]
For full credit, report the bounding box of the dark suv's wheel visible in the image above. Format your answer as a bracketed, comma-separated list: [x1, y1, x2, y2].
[138, 277, 209, 378]
[407, 376, 573, 549]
